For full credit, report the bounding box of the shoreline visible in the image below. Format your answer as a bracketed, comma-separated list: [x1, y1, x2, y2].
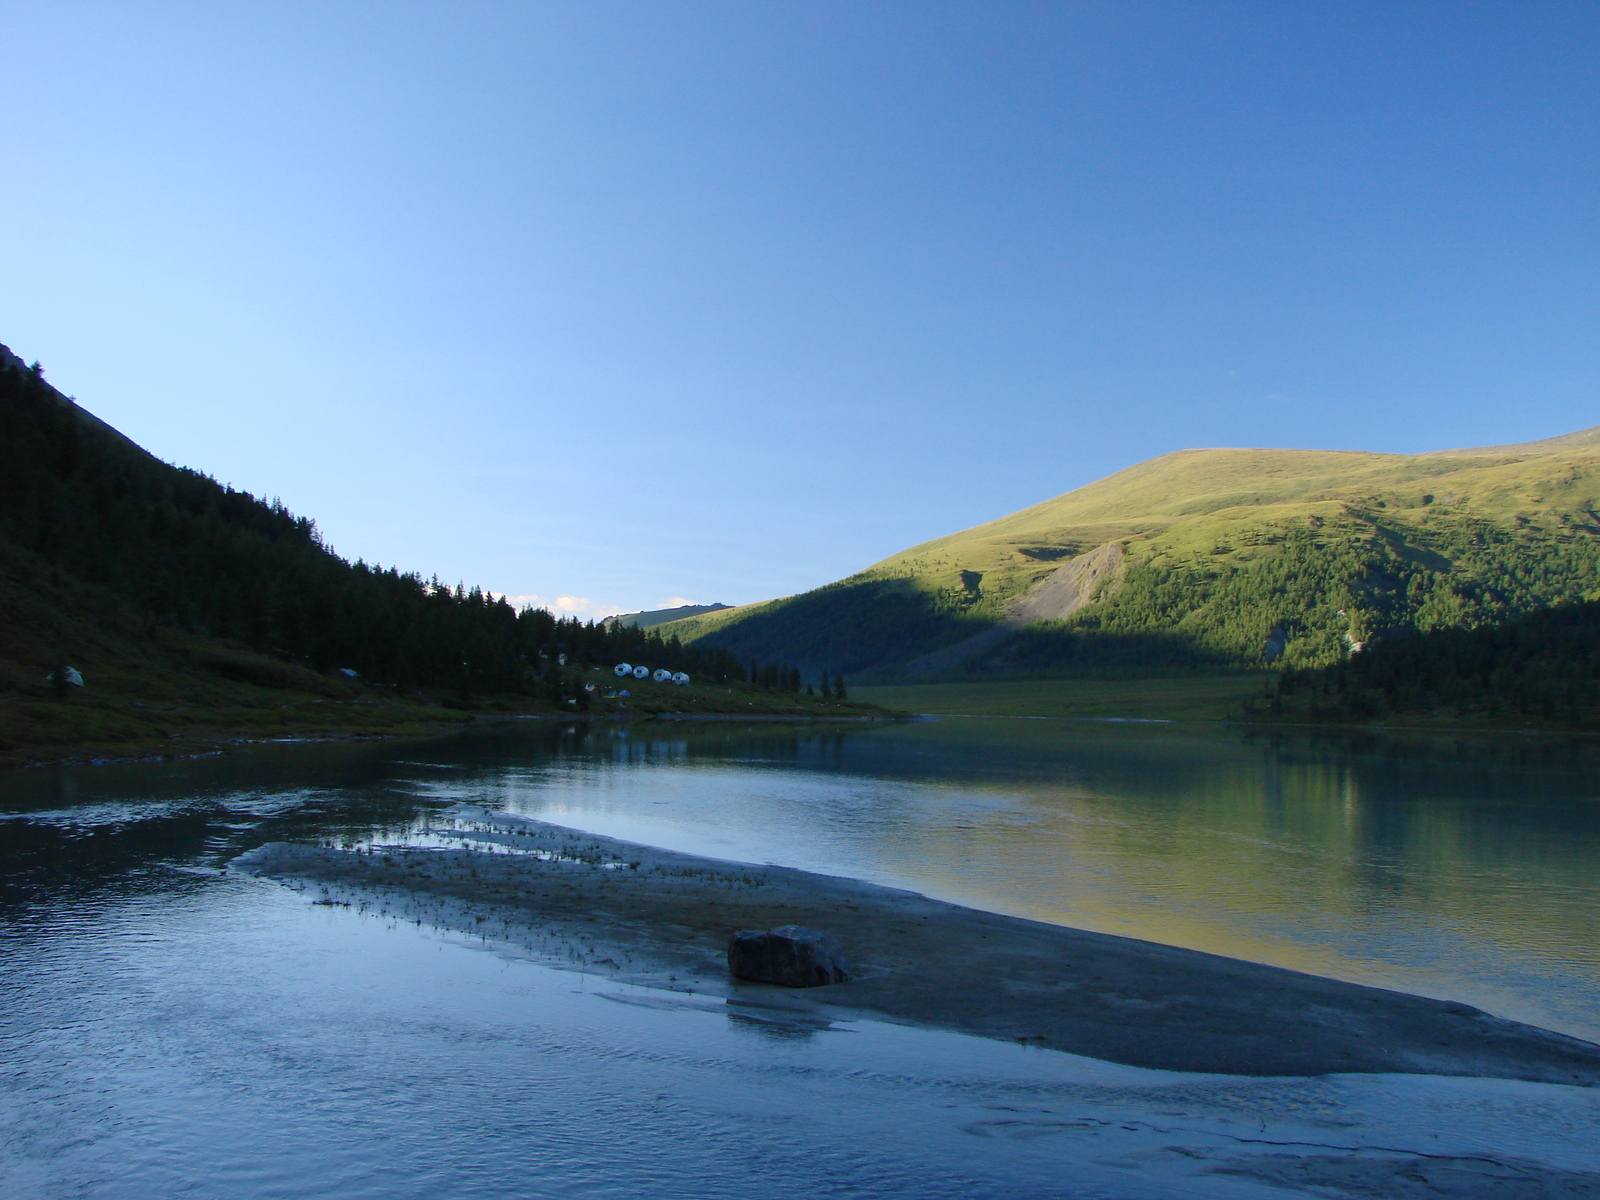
[853, 675, 1600, 735]
[234, 806, 1600, 1085]
[1, 710, 905, 771]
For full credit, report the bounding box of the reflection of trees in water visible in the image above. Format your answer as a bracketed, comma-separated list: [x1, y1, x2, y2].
[0, 745, 439, 911]
[1000, 725, 1600, 976]
[1240, 724, 1600, 772]
[589, 723, 857, 770]
[9, 718, 1599, 1030]
[0, 720, 875, 913]
[433, 718, 861, 771]
[465, 723, 1600, 949]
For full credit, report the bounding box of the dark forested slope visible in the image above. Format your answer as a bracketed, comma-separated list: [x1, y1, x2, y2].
[0, 346, 776, 747]
[1244, 599, 1600, 729]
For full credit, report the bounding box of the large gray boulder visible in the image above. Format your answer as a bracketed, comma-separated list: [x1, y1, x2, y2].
[728, 925, 851, 987]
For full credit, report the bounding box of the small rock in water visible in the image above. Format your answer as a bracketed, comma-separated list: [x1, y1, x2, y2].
[727, 925, 851, 987]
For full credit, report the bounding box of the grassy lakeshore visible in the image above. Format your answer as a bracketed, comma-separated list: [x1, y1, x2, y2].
[850, 674, 1600, 732]
[236, 806, 1600, 1085]
[852, 674, 1269, 721]
[0, 660, 894, 769]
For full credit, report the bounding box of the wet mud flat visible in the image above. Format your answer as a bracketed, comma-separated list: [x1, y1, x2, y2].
[232, 805, 1600, 1085]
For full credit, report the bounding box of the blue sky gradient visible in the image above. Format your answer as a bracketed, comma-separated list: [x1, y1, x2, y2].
[2, 2, 1595, 615]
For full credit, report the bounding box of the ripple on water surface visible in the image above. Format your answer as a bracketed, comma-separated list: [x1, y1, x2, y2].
[4, 720, 1600, 1197]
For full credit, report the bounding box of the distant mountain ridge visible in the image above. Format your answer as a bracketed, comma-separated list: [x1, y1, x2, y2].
[663, 425, 1600, 681]
[1421, 424, 1600, 458]
[601, 602, 730, 630]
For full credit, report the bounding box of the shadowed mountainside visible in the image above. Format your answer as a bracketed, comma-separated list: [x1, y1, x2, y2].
[0, 344, 867, 762]
[1247, 597, 1600, 730]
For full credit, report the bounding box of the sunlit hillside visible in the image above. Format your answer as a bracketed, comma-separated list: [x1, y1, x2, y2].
[663, 429, 1600, 679]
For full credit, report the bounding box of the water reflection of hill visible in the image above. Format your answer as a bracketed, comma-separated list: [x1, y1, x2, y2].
[4, 717, 1597, 1040]
[441, 718, 1600, 1039]
[823, 719, 1600, 1040]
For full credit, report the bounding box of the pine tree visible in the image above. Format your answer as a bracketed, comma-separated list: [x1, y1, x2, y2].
[834, 673, 847, 701]
[545, 655, 564, 706]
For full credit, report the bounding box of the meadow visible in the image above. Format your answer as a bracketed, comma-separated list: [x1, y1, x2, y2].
[852, 673, 1269, 721]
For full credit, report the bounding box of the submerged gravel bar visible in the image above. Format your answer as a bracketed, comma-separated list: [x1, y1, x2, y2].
[233, 804, 1600, 1084]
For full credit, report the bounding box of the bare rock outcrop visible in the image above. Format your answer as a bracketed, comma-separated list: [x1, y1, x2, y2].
[890, 542, 1128, 677]
[1006, 541, 1126, 624]
[728, 925, 852, 987]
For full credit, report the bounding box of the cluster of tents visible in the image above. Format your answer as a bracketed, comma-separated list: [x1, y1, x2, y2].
[614, 662, 690, 686]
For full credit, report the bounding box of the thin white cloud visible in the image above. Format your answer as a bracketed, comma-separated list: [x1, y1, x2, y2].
[656, 596, 700, 609]
[494, 592, 627, 620]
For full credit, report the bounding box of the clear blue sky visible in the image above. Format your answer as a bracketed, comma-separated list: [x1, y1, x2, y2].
[2, 2, 1595, 616]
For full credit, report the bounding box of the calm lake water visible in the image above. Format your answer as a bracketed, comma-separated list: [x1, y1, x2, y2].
[4, 717, 1600, 1198]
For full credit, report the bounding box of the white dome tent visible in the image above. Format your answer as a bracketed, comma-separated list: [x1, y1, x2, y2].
[632, 665, 650, 680]
[652, 668, 672, 683]
[671, 672, 690, 686]
[614, 663, 633, 677]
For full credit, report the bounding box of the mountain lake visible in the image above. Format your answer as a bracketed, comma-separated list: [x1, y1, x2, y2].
[4, 716, 1599, 1199]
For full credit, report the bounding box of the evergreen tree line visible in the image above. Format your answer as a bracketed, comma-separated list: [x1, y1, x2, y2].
[988, 516, 1600, 675]
[1244, 598, 1600, 728]
[739, 658, 848, 698]
[0, 364, 803, 698]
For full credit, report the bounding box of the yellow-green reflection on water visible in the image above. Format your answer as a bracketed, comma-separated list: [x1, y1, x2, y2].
[854, 720, 1600, 1038]
[452, 718, 1600, 1042]
[5, 717, 1594, 1044]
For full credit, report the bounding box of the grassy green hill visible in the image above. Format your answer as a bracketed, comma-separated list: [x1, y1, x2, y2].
[601, 602, 731, 629]
[663, 430, 1600, 682]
